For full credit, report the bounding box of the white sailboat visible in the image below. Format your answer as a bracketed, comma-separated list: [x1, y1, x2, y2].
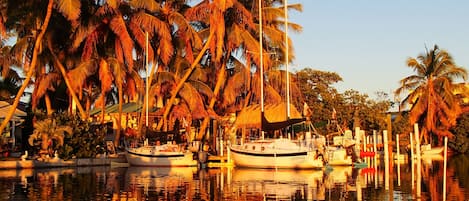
[229, 0, 324, 169]
[125, 140, 197, 167]
[125, 33, 197, 167]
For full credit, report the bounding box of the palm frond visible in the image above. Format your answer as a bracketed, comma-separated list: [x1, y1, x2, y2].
[233, 1, 255, 30]
[179, 83, 208, 119]
[105, 0, 120, 9]
[56, 0, 81, 22]
[129, 0, 161, 12]
[67, 59, 97, 92]
[32, 72, 60, 108]
[109, 16, 134, 69]
[128, 20, 154, 64]
[187, 79, 214, 100]
[264, 84, 282, 104]
[184, 0, 210, 22]
[70, 23, 97, 51]
[99, 59, 113, 93]
[127, 69, 144, 97]
[132, 12, 173, 64]
[222, 69, 248, 107]
[189, 66, 209, 83]
[152, 71, 176, 86]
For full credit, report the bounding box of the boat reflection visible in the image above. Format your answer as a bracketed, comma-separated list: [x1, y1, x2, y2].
[124, 166, 197, 200]
[0, 155, 467, 200]
[231, 168, 325, 200]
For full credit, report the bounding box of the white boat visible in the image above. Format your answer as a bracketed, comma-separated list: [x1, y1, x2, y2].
[229, 3, 325, 170]
[125, 141, 197, 167]
[230, 137, 324, 169]
[325, 146, 353, 166]
[421, 144, 444, 155]
[324, 130, 357, 166]
[122, 30, 197, 167]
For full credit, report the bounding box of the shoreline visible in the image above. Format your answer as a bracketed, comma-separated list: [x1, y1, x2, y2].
[0, 154, 127, 169]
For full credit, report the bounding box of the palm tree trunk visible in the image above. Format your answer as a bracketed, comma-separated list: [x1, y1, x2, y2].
[156, 31, 214, 131]
[115, 68, 123, 148]
[100, 96, 106, 124]
[50, 51, 87, 120]
[45, 94, 53, 116]
[0, 0, 54, 134]
[197, 61, 227, 140]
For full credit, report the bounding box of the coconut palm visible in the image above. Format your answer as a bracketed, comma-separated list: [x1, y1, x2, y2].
[182, 1, 303, 139]
[0, 44, 22, 102]
[0, 0, 81, 134]
[395, 45, 468, 145]
[28, 119, 72, 158]
[69, 1, 150, 145]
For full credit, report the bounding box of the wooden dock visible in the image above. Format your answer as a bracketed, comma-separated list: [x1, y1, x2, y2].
[207, 155, 233, 168]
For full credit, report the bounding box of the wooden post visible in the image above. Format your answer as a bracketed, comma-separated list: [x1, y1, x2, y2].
[220, 136, 224, 157]
[443, 136, 448, 201]
[396, 134, 400, 186]
[414, 124, 421, 198]
[227, 141, 231, 164]
[373, 130, 378, 189]
[355, 127, 361, 160]
[383, 130, 389, 190]
[357, 174, 362, 201]
[410, 132, 414, 189]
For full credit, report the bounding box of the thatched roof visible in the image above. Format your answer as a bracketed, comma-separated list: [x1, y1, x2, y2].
[234, 102, 304, 130]
[90, 102, 151, 116]
[0, 101, 26, 120]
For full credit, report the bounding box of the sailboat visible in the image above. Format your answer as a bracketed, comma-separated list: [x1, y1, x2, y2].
[125, 33, 197, 167]
[229, 0, 324, 169]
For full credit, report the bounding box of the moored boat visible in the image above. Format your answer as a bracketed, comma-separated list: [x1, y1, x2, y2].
[125, 141, 197, 167]
[421, 144, 444, 155]
[230, 138, 324, 169]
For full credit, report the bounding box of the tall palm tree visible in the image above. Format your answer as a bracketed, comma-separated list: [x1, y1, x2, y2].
[395, 45, 468, 145]
[183, 1, 303, 140]
[0, 0, 80, 134]
[69, 1, 149, 146]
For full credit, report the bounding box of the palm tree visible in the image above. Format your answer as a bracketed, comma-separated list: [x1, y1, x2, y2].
[395, 45, 468, 145]
[28, 119, 72, 158]
[183, 1, 303, 140]
[0, 44, 22, 102]
[0, 0, 57, 134]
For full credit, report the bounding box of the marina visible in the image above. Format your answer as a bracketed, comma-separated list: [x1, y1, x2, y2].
[0, 153, 467, 200]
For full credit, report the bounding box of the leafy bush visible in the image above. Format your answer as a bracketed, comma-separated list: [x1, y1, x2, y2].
[35, 112, 107, 160]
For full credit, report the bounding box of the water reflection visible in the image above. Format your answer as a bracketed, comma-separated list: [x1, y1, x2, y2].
[0, 155, 467, 200]
[231, 168, 324, 200]
[124, 166, 196, 200]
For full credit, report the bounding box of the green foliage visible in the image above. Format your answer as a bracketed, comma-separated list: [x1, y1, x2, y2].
[449, 112, 469, 153]
[35, 112, 107, 160]
[391, 111, 412, 136]
[296, 68, 392, 135]
[28, 118, 72, 158]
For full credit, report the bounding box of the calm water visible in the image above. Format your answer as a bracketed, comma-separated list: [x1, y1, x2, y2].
[0, 155, 468, 201]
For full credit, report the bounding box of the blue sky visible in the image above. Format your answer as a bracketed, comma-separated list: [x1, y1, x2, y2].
[288, 0, 469, 100]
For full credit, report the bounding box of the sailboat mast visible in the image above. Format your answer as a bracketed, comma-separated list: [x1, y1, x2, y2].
[259, 0, 265, 138]
[284, 0, 290, 119]
[145, 32, 149, 127]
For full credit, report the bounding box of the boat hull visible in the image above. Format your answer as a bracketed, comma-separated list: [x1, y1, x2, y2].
[230, 140, 324, 169]
[326, 147, 353, 166]
[125, 147, 197, 167]
[421, 147, 444, 155]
